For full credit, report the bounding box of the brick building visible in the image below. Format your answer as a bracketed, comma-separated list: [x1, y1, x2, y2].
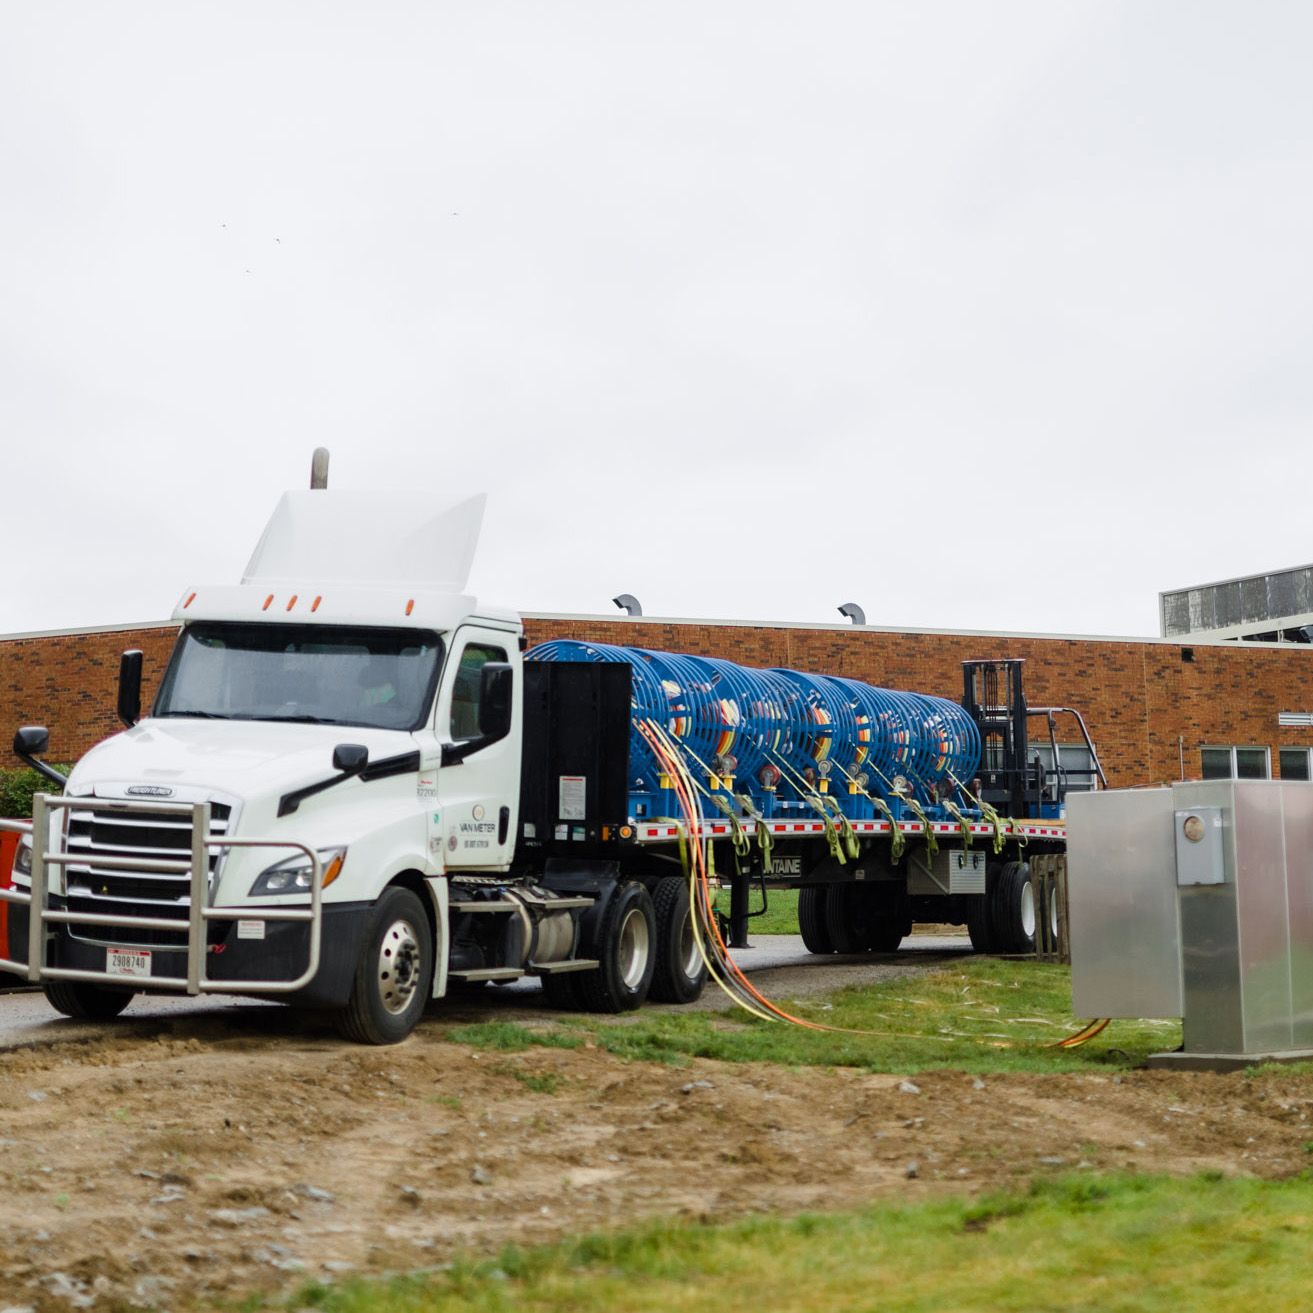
[3, 614, 1313, 788]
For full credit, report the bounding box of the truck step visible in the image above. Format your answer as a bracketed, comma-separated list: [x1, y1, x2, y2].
[448, 900, 521, 914]
[447, 967, 524, 982]
[530, 958, 600, 975]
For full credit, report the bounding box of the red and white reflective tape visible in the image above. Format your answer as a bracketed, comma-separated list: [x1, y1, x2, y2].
[635, 818, 1066, 843]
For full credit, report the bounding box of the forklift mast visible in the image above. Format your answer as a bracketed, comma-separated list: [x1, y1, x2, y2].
[962, 659, 1036, 817]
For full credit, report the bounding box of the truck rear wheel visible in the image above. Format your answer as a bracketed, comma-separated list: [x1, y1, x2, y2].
[990, 861, 1035, 954]
[648, 876, 707, 1004]
[43, 980, 134, 1021]
[541, 971, 581, 1009]
[797, 887, 833, 954]
[576, 881, 656, 1013]
[335, 887, 434, 1044]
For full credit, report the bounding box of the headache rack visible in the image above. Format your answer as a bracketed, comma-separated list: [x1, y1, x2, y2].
[0, 794, 324, 994]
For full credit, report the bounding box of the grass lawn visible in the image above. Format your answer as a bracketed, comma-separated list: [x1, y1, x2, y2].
[446, 958, 1180, 1075]
[284, 1172, 1313, 1313]
[714, 886, 799, 934]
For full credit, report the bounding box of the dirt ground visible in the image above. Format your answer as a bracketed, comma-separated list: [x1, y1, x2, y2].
[3, 1002, 1313, 1313]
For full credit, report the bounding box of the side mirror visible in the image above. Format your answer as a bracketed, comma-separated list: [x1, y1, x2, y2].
[332, 743, 370, 775]
[118, 649, 143, 728]
[13, 725, 67, 788]
[478, 663, 513, 742]
[14, 726, 49, 757]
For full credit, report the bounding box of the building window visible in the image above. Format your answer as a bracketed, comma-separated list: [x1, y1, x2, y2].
[1201, 746, 1270, 780]
[1280, 748, 1312, 781]
[1029, 743, 1099, 792]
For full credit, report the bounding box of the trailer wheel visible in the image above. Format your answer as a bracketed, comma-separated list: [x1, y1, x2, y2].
[990, 861, 1035, 954]
[798, 887, 834, 953]
[823, 884, 869, 954]
[855, 885, 907, 953]
[335, 887, 434, 1044]
[648, 876, 707, 1004]
[576, 881, 656, 1014]
[964, 894, 994, 953]
[43, 980, 134, 1021]
[864, 907, 906, 954]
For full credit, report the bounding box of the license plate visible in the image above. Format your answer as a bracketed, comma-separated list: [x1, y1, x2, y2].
[106, 948, 152, 979]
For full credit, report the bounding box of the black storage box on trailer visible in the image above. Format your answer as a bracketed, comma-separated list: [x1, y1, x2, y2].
[518, 660, 632, 855]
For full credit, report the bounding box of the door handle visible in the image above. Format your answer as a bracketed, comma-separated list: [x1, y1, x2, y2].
[498, 806, 510, 845]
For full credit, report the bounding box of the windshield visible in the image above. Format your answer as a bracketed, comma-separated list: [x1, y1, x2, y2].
[154, 623, 445, 731]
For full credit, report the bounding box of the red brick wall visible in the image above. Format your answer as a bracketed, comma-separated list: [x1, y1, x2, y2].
[2, 618, 1312, 787]
[0, 627, 178, 762]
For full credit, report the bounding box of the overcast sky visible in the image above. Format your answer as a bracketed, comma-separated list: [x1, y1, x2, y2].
[2, 2, 1310, 639]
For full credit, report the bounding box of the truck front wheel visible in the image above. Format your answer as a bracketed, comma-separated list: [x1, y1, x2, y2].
[576, 881, 656, 1013]
[335, 887, 434, 1044]
[648, 876, 707, 1004]
[43, 980, 134, 1021]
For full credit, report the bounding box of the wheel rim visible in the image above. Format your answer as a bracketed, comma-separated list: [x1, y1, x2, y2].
[617, 906, 651, 990]
[1019, 880, 1036, 940]
[378, 917, 423, 1015]
[678, 907, 701, 981]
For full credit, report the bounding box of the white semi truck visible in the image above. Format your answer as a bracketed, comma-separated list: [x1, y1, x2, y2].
[0, 475, 1087, 1043]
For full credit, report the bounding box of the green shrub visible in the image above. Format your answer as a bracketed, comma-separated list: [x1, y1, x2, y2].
[0, 766, 68, 819]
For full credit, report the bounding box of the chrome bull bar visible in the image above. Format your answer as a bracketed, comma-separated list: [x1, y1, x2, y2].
[0, 795, 323, 995]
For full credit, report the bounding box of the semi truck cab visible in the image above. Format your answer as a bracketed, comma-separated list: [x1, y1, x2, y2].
[1, 488, 682, 1042]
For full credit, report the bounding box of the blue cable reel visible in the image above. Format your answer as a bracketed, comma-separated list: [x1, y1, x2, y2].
[526, 640, 983, 825]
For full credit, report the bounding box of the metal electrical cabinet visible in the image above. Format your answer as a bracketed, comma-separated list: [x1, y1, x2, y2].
[1068, 781, 1313, 1062]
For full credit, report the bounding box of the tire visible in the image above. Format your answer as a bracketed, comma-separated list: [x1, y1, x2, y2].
[824, 884, 871, 954]
[990, 860, 1035, 954]
[798, 886, 834, 954]
[335, 887, 434, 1044]
[852, 885, 907, 953]
[43, 980, 134, 1020]
[864, 906, 906, 953]
[541, 970, 582, 1010]
[575, 881, 656, 1014]
[964, 893, 994, 953]
[648, 876, 707, 1004]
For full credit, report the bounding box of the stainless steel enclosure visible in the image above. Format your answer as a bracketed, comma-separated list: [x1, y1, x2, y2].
[1069, 781, 1313, 1057]
[1068, 787, 1183, 1021]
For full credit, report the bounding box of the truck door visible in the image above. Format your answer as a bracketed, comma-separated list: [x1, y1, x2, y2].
[436, 626, 521, 871]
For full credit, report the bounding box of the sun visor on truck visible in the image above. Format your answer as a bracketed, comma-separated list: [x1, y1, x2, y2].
[242, 490, 487, 592]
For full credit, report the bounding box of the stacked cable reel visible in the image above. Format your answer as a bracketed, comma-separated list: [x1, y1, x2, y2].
[526, 639, 982, 824]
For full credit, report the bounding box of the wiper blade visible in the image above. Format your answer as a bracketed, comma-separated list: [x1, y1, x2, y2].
[259, 714, 339, 725]
[158, 710, 232, 720]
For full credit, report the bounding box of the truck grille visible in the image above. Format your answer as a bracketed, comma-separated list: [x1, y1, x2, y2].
[64, 801, 232, 949]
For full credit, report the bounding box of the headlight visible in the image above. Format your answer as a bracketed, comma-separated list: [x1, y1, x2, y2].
[12, 836, 33, 880]
[248, 847, 346, 897]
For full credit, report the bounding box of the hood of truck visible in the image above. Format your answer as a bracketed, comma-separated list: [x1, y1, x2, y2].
[67, 717, 420, 800]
